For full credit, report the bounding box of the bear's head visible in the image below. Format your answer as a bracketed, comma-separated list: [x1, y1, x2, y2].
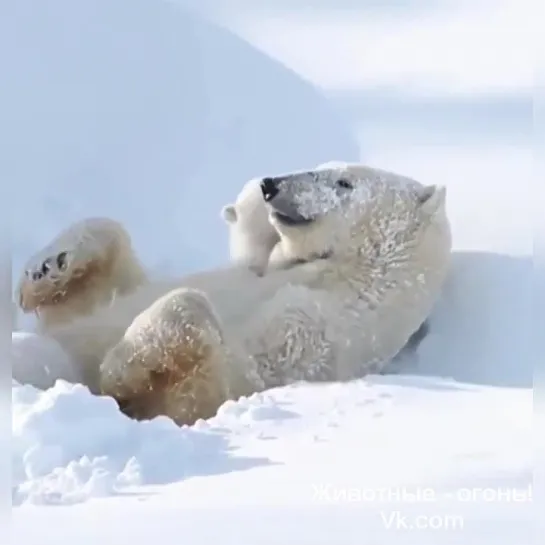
[258, 163, 448, 266]
[220, 163, 356, 274]
[221, 177, 280, 275]
[16, 217, 147, 329]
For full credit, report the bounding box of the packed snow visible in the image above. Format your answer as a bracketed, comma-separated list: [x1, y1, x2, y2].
[12, 378, 532, 544]
[10, 0, 532, 543]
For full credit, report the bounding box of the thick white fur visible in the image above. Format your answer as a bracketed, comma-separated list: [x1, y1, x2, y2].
[39, 163, 451, 425]
[219, 162, 370, 274]
[16, 217, 147, 332]
[222, 162, 434, 362]
[49, 262, 314, 394]
[18, 163, 451, 425]
[220, 161, 411, 275]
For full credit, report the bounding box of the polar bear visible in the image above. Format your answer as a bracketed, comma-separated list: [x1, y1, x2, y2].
[17, 163, 450, 424]
[15, 217, 148, 332]
[93, 164, 451, 425]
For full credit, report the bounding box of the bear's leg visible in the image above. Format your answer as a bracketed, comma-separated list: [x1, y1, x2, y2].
[16, 217, 146, 330]
[99, 287, 255, 426]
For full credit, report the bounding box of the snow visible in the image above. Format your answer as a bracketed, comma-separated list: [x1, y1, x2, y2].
[12, 379, 225, 506]
[11, 332, 81, 390]
[12, 379, 532, 543]
[9, 0, 532, 543]
[181, 0, 533, 95]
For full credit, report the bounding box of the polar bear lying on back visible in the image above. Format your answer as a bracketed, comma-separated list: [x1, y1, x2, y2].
[15, 163, 451, 425]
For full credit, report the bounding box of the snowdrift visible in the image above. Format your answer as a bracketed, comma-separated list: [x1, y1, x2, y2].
[12, 375, 532, 506]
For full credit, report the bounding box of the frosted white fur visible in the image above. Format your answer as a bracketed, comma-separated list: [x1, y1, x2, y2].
[28, 163, 451, 425]
[221, 161, 425, 275]
[15, 217, 147, 332]
[48, 263, 316, 393]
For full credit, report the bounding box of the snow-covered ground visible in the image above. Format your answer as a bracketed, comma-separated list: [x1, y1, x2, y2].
[10, 0, 533, 543]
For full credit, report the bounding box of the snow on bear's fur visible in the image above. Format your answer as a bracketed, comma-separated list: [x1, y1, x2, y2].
[221, 162, 434, 354]
[14, 163, 451, 426]
[220, 162, 356, 275]
[15, 217, 148, 333]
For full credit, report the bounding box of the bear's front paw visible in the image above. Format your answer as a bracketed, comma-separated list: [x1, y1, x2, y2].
[18, 249, 76, 312]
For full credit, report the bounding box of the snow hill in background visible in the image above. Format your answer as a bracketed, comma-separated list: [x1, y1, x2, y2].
[6, 0, 358, 319]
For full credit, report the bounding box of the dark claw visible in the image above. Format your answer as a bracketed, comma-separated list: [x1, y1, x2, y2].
[41, 258, 52, 275]
[56, 251, 68, 270]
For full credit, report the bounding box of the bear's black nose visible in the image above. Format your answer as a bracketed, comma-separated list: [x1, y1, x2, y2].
[260, 177, 279, 202]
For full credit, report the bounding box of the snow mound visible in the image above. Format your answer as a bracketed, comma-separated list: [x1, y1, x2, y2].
[11, 374, 531, 512]
[400, 250, 532, 389]
[6, 0, 358, 303]
[12, 379, 240, 506]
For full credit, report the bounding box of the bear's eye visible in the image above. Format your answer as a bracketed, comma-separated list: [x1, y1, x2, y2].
[336, 179, 352, 190]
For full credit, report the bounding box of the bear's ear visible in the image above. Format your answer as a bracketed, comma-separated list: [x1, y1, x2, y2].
[416, 184, 446, 215]
[221, 205, 237, 224]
